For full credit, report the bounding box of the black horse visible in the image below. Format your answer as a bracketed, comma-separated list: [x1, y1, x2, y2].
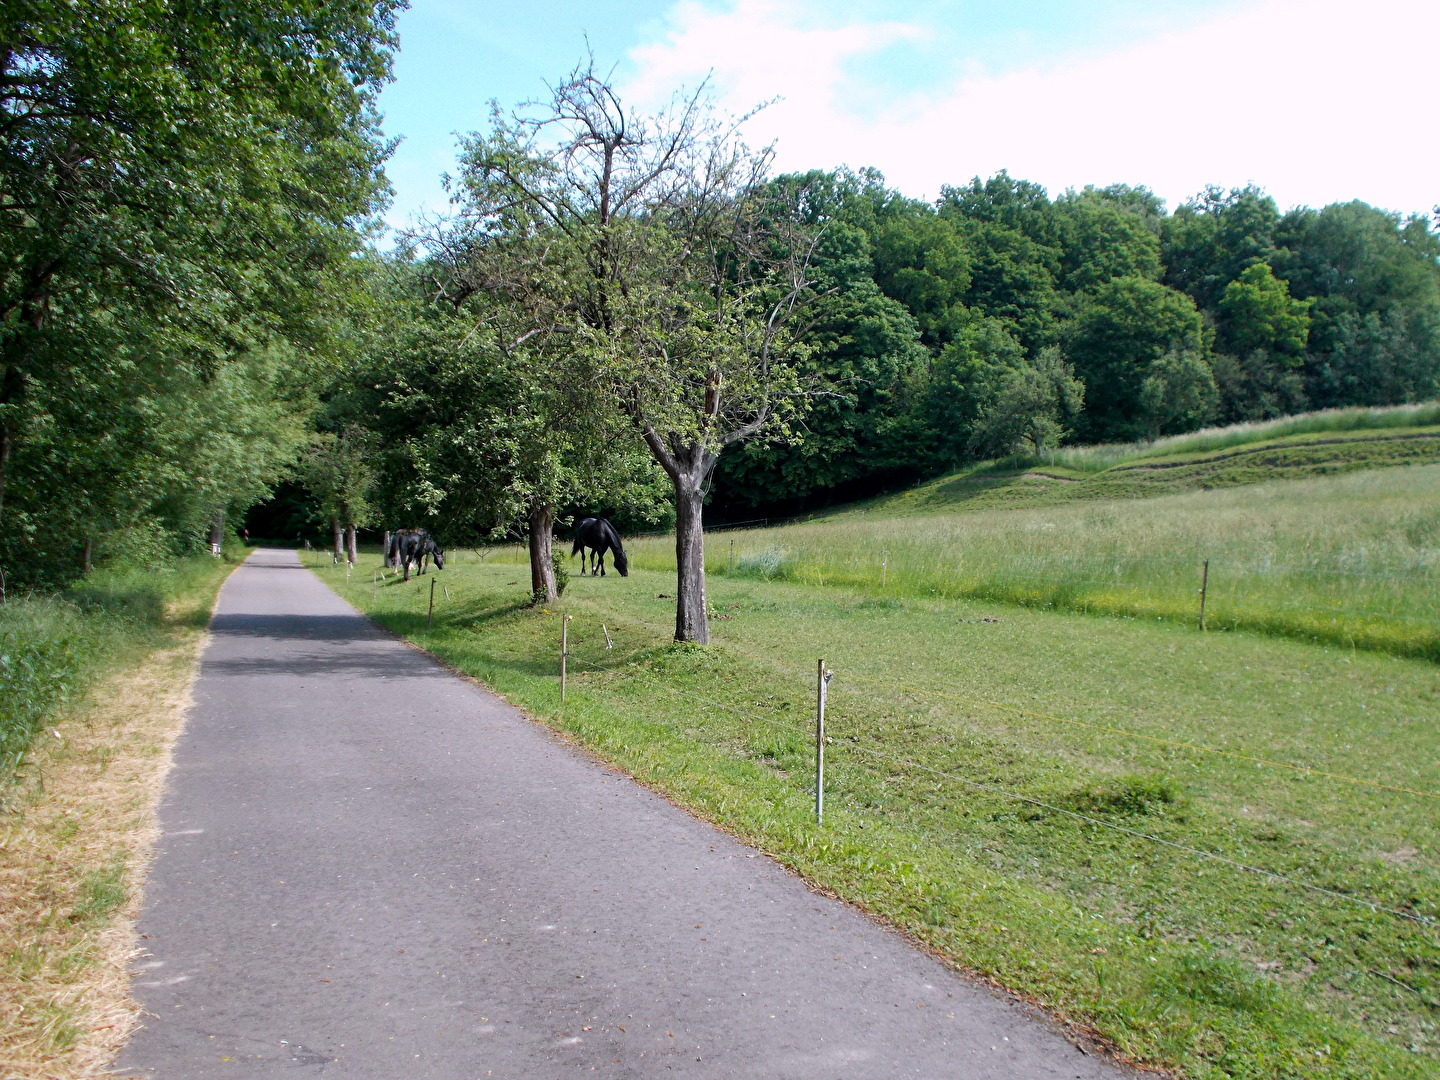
[572, 517, 628, 577]
[388, 529, 445, 582]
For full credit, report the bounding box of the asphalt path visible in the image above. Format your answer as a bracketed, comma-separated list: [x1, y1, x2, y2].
[118, 548, 1138, 1079]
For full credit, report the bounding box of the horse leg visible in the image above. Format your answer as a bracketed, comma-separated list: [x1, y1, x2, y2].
[599, 549, 606, 576]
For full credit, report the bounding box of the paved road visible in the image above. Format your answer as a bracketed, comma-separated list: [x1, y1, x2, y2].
[119, 548, 1136, 1079]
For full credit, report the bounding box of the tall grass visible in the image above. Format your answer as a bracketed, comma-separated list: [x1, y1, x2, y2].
[0, 557, 237, 782]
[1040, 401, 1440, 472]
[624, 465, 1440, 660]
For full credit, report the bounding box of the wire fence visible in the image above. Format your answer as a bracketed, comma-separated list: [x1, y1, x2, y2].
[560, 645, 1436, 930]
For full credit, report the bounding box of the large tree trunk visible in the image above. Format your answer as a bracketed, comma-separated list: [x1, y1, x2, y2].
[331, 517, 343, 562]
[345, 524, 358, 564]
[210, 510, 225, 556]
[527, 502, 556, 603]
[382, 530, 392, 568]
[673, 471, 709, 644]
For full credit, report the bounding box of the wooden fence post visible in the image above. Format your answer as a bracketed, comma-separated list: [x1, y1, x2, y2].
[1198, 559, 1210, 632]
[561, 615, 572, 702]
[427, 577, 436, 630]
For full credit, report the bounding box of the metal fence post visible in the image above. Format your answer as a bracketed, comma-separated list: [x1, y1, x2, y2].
[816, 659, 834, 825]
[427, 577, 436, 630]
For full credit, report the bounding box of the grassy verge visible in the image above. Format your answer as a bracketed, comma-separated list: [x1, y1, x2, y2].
[0, 554, 240, 1078]
[664, 466, 1440, 663]
[313, 548, 1438, 1079]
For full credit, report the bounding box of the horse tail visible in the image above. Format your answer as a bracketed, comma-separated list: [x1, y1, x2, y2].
[572, 517, 594, 557]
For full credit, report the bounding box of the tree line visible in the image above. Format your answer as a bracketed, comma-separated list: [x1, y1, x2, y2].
[0, 0, 400, 584]
[5, 20, 1438, 645]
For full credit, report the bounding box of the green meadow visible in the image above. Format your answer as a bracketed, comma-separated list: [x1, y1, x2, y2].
[309, 460, 1440, 1078]
[665, 459, 1440, 663]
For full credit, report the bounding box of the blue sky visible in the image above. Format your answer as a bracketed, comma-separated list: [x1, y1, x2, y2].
[377, 0, 1436, 231]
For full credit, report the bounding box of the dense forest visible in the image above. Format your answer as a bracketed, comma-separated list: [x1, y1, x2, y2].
[4, 10, 1439, 621]
[707, 170, 1440, 514]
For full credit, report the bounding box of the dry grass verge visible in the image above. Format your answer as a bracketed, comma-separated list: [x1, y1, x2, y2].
[0, 632, 204, 1079]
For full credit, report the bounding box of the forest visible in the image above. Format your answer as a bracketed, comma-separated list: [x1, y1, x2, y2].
[4, 5, 1439, 599]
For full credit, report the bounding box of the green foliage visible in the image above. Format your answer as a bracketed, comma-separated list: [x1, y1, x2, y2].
[1139, 346, 1219, 438]
[1053, 186, 1163, 292]
[970, 346, 1084, 457]
[298, 426, 377, 531]
[551, 551, 569, 597]
[1219, 263, 1313, 359]
[1065, 276, 1206, 442]
[0, 0, 398, 583]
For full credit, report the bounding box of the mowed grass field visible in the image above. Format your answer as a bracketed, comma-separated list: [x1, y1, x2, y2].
[309, 463, 1439, 1079]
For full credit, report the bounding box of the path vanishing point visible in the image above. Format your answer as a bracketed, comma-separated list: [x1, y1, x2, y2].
[118, 548, 1139, 1079]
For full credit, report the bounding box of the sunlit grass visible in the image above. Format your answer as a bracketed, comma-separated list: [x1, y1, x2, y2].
[617, 466, 1440, 661]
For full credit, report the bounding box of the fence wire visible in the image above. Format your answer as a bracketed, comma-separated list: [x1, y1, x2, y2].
[563, 648, 1435, 930]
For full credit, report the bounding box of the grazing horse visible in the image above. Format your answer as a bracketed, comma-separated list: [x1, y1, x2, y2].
[388, 529, 445, 582]
[571, 517, 629, 577]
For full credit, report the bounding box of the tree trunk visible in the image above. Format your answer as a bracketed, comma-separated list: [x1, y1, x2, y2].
[527, 502, 556, 603]
[383, 530, 392, 568]
[0, 415, 11, 532]
[672, 472, 709, 643]
[210, 510, 225, 556]
[82, 536, 92, 575]
[345, 524, 358, 564]
[331, 517, 343, 562]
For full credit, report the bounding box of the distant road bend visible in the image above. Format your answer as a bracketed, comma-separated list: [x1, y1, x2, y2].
[119, 547, 1138, 1079]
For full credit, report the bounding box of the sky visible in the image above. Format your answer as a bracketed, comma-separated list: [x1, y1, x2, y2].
[376, 0, 1437, 232]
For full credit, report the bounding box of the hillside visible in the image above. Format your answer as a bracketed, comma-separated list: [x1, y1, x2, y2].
[856, 422, 1440, 517]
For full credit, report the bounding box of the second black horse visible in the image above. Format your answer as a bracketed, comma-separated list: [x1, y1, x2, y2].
[572, 517, 628, 577]
[388, 529, 445, 582]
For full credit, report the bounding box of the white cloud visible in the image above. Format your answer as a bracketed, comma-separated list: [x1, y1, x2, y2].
[622, 0, 1439, 214]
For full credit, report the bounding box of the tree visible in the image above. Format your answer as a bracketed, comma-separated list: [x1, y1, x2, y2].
[0, 0, 398, 574]
[299, 427, 376, 564]
[710, 184, 930, 513]
[1053, 187, 1163, 293]
[1065, 276, 1206, 442]
[339, 256, 668, 602]
[918, 315, 1028, 469]
[1161, 185, 1281, 309]
[1137, 347, 1218, 439]
[969, 346, 1084, 458]
[1218, 263, 1312, 359]
[450, 63, 822, 642]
